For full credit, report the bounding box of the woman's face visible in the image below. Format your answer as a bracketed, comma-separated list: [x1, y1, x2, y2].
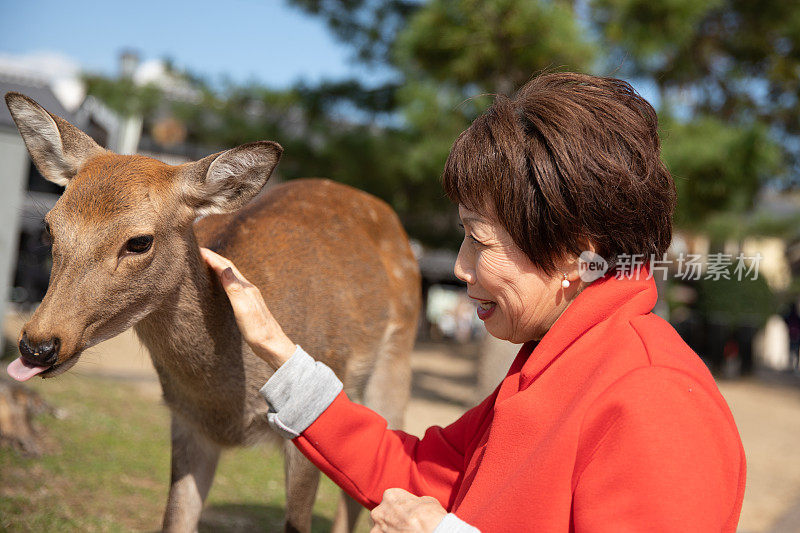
[454, 205, 574, 344]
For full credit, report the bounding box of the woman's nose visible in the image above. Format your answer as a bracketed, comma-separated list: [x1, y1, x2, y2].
[454, 246, 475, 285]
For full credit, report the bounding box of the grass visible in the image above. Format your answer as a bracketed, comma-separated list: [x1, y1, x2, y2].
[0, 372, 366, 532]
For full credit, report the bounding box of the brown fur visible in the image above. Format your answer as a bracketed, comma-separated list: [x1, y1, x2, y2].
[5, 92, 420, 533]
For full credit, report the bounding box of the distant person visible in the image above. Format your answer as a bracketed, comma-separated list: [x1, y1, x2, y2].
[203, 73, 746, 532]
[784, 302, 800, 372]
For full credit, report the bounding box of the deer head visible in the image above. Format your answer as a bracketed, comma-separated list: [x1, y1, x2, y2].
[4, 92, 282, 381]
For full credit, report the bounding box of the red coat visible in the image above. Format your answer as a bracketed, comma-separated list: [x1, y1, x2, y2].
[295, 271, 746, 531]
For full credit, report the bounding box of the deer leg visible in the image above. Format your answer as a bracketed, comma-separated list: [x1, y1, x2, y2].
[283, 439, 321, 533]
[331, 492, 364, 533]
[331, 325, 413, 532]
[162, 414, 221, 533]
[363, 322, 413, 432]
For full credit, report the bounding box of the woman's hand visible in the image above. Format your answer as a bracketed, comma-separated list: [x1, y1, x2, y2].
[200, 247, 296, 369]
[370, 488, 448, 533]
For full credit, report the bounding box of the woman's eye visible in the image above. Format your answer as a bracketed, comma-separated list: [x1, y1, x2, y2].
[125, 235, 153, 254]
[458, 223, 485, 246]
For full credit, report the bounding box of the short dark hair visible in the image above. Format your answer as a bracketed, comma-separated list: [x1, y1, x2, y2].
[442, 72, 676, 276]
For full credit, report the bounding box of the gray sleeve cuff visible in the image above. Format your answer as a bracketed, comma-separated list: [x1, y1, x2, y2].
[433, 513, 481, 533]
[259, 345, 343, 439]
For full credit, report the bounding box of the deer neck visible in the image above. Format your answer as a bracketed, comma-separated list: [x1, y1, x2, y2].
[134, 235, 242, 378]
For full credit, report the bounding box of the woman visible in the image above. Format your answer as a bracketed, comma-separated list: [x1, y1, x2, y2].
[201, 72, 746, 532]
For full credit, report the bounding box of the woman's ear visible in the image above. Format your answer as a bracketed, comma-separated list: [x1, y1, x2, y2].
[179, 141, 283, 217]
[571, 240, 609, 284]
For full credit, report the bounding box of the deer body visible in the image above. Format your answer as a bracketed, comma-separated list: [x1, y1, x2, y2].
[137, 178, 417, 447]
[4, 93, 420, 533]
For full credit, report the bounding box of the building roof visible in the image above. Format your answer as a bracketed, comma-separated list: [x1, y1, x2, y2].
[0, 72, 75, 129]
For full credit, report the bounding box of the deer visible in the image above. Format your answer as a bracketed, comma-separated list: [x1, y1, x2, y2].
[3, 92, 421, 533]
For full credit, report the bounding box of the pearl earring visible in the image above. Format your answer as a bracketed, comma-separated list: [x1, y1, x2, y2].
[561, 272, 570, 289]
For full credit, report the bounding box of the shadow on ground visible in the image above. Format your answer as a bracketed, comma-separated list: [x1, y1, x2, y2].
[410, 367, 477, 408]
[195, 503, 332, 532]
[409, 341, 479, 408]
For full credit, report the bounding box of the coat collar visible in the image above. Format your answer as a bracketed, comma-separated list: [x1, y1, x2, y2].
[512, 268, 659, 391]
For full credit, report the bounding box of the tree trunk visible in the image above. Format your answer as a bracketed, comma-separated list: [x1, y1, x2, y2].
[0, 374, 54, 456]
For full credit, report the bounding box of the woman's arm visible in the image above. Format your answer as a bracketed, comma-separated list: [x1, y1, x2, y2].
[293, 384, 495, 510]
[201, 248, 492, 513]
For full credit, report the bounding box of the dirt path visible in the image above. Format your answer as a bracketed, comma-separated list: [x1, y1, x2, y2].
[718, 376, 800, 533]
[4, 312, 800, 532]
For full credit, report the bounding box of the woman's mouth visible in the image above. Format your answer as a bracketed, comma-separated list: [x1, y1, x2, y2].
[475, 300, 497, 320]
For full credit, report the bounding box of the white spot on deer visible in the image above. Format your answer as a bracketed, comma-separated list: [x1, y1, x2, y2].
[380, 239, 394, 253]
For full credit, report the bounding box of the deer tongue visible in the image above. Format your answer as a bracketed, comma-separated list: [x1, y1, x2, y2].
[6, 357, 48, 381]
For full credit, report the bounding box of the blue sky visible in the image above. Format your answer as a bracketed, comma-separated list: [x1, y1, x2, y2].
[0, 0, 387, 88]
[0, 0, 661, 109]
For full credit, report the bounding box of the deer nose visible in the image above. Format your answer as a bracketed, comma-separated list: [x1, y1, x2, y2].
[18, 333, 60, 367]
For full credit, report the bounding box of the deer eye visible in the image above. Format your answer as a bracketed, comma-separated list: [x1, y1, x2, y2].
[125, 235, 153, 254]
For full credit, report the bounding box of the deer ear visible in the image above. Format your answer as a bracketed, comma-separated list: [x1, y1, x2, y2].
[4, 92, 105, 186]
[181, 141, 283, 217]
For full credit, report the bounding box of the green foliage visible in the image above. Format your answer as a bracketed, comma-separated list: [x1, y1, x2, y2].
[592, 0, 723, 67]
[294, 78, 400, 116]
[592, 0, 800, 183]
[83, 75, 163, 117]
[695, 209, 800, 243]
[170, 85, 289, 148]
[695, 268, 776, 328]
[81, 0, 799, 248]
[395, 82, 474, 187]
[660, 115, 784, 228]
[287, 0, 798, 244]
[383, 0, 600, 245]
[0, 374, 352, 531]
[395, 0, 596, 94]
[287, 0, 420, 63]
